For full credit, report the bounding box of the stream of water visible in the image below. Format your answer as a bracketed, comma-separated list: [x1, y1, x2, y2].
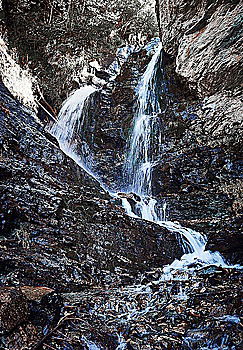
[48, 40, 242, 349]
[124, 42, 162, 196]
[50, 40, 230, 274]
[120, 41, 227, 271]
[48, 39, 242, 350]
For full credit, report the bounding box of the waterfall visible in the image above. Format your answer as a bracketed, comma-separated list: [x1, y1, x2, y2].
[122, 41, 227, 270]
[49, 39, 231, 271]
[51, 86, 96, 148]
[50, 86, 98, 178]
[125, 42, 162, 196]
[48, 39, 241, 350]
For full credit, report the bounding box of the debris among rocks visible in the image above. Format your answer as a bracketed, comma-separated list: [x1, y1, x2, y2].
[1, 267, 239, 349]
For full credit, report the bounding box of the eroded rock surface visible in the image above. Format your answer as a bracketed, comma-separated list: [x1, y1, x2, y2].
[152, 0, 243, 262]
[19, 268, 243, 349]
[74, 39, 243, 263]
[0, 82, 183, 292]
[0, 1, 242, 348]
[157, 0, 242, 98]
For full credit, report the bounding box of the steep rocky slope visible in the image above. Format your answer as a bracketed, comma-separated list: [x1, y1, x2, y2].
[0, 1, 242, 348]
[71, 36, 242, 263]
[1, 0, 242, 265]
[48, 0, 243, 263]
[0, 81, 187, 349]
[0, 82, 182, 292]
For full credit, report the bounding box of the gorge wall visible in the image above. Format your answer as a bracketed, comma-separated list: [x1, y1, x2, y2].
[70, 0, 243, 262]
[0, 1, 243, 348]
[151, 0, 243, 261]
[1, 0, 242, 273]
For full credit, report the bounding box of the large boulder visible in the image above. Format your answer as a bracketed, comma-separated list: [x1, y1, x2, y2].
[0, 286, 61, 349]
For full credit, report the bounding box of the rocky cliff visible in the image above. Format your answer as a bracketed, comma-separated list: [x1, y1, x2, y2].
[0, 82, 182, 292]
[54, 0, 243, 263]
[151, 0, 243, 262]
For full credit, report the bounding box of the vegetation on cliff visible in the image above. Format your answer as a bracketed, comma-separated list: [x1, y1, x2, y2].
[1, 0, 158, 108]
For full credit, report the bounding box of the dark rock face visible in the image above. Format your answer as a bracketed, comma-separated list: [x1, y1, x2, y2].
[151, 0, 243, 263]
[72, 49, 151, 192]
[75, 40, 242, 263]
[156, 0, 242, 97]
[0, 82, 183, 292]
[0, 1, 242, 347]
[71, 0, 243, 264]
[151, 120, 243, 263]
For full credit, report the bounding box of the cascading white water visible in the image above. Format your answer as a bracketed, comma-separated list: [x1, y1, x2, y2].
[51, 86, 96, 148]
[125, 42, 162, 196]
[121, 197, 226, 270]
[50, 39, 230, 273]
[122, 41, 227, 270]
[49, 47, 135, 184]
[48, 39, 240, 350]
[50, 86, 98, 178]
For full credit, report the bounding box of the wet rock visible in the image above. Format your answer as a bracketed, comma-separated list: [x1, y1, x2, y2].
[117, 192, 141, 202]
[58, 25, 242, 264]
[75, 50, 151, 192]
[35, 268, 242, 350]
[151, 0, 243, 263]
[21, 286, 55, 301]
[0, 82, 183, 292]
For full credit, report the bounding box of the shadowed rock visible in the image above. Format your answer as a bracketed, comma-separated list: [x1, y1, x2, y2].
[0, 83, 183, 292]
